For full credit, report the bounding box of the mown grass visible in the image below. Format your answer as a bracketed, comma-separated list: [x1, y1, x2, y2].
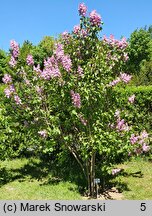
[0, 157, 152, 200]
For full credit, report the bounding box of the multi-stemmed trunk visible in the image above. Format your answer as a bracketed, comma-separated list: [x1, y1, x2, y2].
[66, 142, 96, 197]
[86, 152, 96, 196]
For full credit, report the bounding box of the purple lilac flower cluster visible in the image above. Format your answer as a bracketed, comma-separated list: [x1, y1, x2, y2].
[61, 31, 71, 44]
[113, 110, 130, 132]
[2, 73, 22, 105]
[116, 118, 129, 132]
[26, 54, 34, 66]
[89, 10, 102, 27]
[70, 90, 81, 108]
[77, 66, 84, 77]
[54, 43, 72, 72]
[112, 168, 121, 176]
[10, 40, 20, 58]
[73, 25, 81, 34]
[108, 73, 132, 87]
[32, 43, 72, 80]
[120, 73, 132, 83]
[38, 130, 48, 138]
[130, 131, 150, 154]
[9, 40, 20, 68]
[4, 85, 15, 98]
[73, 25, 88, 38]
[78, 3, 87, 16]
[78, 114, 87, 126]
[41, 57, 61, 80]
[14, 95, 22, 105]
[2, 74, 12, 84]
[128, 94, 135, 104]
[9, 56, 17, 68]
[103, 35, 128, 50]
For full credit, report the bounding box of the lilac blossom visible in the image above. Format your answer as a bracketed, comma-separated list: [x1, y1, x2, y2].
[103, 35, 128, 50]
[61, 31, 71, 43]
[14, 95, 22, 105]
[130, 134, 139, 144]
[120, 73, 132, 83]
[73, 25, 81, 34]
[81, 29, 88, 37]
[90, 10, 102, 27]
[26, 54, 34, 66]
[10, 40, 20, 58]
[4, 88, 12, 98]
[54, 43, 64, 61]
[79, 114, 87, 126]
[33, 64, 42, 75]
[35, 86, 43, 94]
[2, 74, 12, 84]
[142, 143, 150, 152]
[77, 66, 84, 77]
[123, 53, 129, 62]
[40, 66, 61, 80]
[51, 66, 61, 78]
[38, 130, 48, 138]
[128, 94, 135, 104]
[9, 85, 15, 93]
[78, 3, 87, 16]
[70, 90, 81, 108]
[112, 168, 121, 176]
[108, 77, 121, 87]
[42, 56, 61, 79]
[119, 37, 128, 49]
[9, 56, 17, 67]
[24, 79, 30, 85]
[114, 110, 120, 118]
[54, 43, 72, 72]
[140, 130, 148, 139]
[116, 118, 129, 132]
[62, 31, 69, 39]
[61, 55, 72, 72]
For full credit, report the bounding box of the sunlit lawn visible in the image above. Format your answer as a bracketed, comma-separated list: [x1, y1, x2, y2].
[110, 157, 152, 200]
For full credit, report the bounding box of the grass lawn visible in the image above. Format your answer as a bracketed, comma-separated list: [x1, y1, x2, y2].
[0, 158, 82, 200]
[111, 157, 152, 200]
[0, 157, 152, 200]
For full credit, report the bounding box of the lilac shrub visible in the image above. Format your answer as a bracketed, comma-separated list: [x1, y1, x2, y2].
[2, 2, 151, 196]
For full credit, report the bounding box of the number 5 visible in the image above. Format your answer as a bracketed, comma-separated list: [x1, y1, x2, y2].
[140, 203, 146, 211]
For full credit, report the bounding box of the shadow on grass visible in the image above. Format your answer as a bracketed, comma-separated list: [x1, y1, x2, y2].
[0, 157, 144, 196]
[0, 155, 86, 193]
[121, 171, 144, 178]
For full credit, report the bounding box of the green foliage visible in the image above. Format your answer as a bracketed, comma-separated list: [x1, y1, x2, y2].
[31, 36, 55, 66]
[132, 60, 152, 86]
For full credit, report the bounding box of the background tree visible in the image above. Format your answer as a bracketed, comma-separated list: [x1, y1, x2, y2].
[31, 36, 55, 67]
[127, 27, 152, 75]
